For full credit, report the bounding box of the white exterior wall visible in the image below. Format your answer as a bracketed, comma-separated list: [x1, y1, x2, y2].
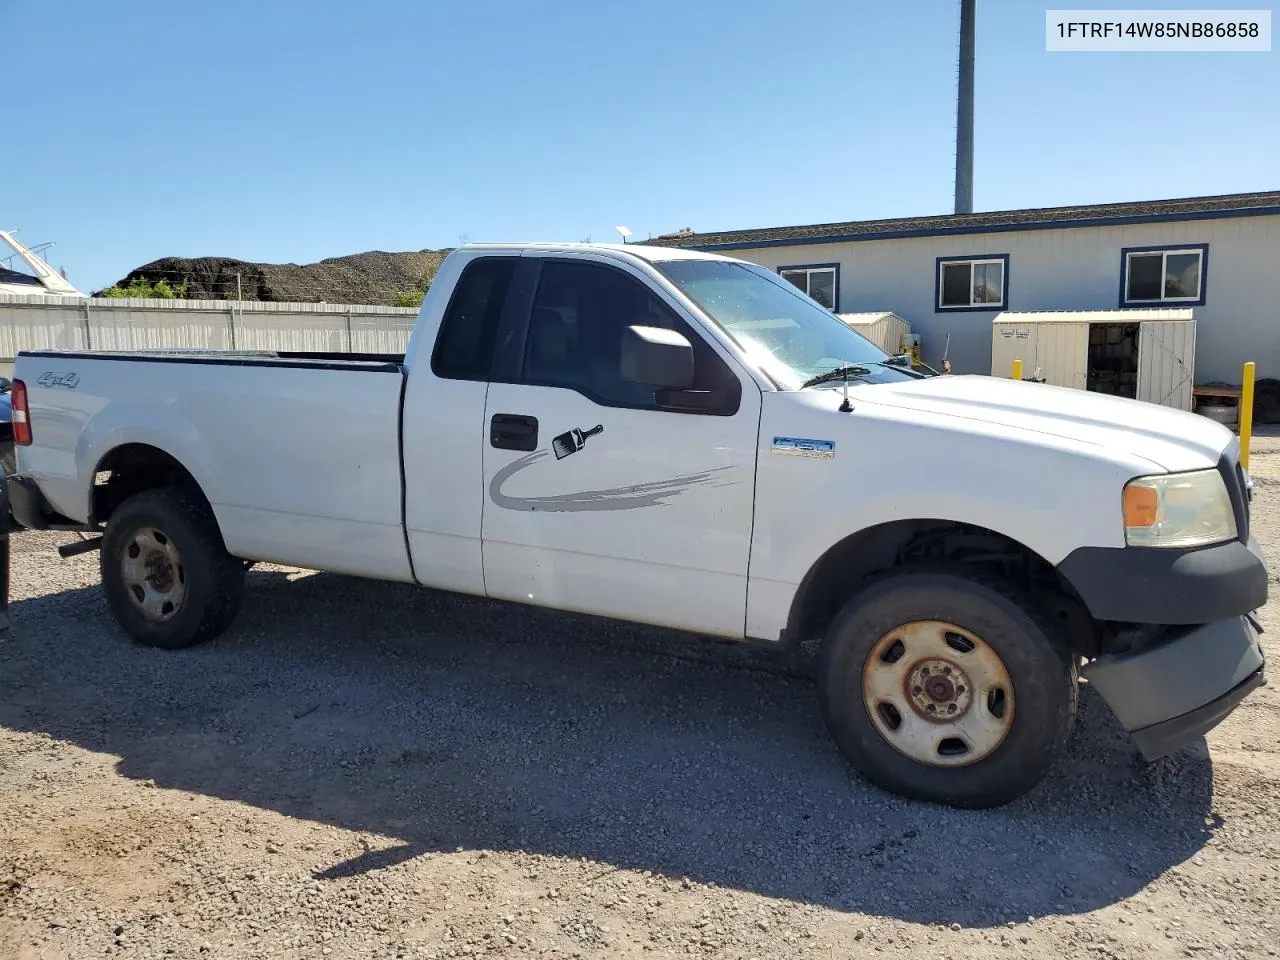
[717, 214, 1279, 383]
[0, 295, 418, 361]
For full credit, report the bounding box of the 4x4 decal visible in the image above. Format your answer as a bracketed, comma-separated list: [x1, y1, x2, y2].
[37, 371, 80, 389]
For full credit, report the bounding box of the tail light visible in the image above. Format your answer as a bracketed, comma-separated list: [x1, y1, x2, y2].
[11, 379, 31, 446]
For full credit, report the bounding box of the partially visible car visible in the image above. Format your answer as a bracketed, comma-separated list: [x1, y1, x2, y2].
[0, 376, 12, 475]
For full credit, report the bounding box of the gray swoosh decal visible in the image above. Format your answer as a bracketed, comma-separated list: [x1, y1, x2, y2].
[489, 450, 737, 513]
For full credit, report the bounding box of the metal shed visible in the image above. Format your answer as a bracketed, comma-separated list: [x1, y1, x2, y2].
[991, 308, 1196, 410]
[837, 311, 912, 354]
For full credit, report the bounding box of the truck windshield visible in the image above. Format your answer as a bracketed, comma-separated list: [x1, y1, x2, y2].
[654, 259, 914, 390]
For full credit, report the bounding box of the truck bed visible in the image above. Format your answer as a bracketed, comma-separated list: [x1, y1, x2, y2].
[14, 348, 415, 582]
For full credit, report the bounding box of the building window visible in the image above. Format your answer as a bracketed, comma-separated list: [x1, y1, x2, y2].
[936, 255, 1008, 310]
[778, 263, 839, 310]
[1121, 244, 1207, 306]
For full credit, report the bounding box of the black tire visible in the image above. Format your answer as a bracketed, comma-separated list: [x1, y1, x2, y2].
[100, 488, 245, 649]
[1254, 378, 1280, 424]
[819, 569, 1078, 809]
[0, 443, 15, 477]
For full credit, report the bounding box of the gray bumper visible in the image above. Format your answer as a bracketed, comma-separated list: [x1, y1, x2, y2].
[1082, 615, 1267, 761]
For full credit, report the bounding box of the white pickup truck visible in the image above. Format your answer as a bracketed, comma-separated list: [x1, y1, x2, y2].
[1, 243, 1268, 809]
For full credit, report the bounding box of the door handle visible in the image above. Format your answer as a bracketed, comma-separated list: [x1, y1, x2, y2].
[490, 413, 539, 451]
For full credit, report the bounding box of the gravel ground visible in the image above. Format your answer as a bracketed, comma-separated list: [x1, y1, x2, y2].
[2, 440, 1279, 960]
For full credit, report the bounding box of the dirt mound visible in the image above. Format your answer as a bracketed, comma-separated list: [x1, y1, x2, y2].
[99, 248, 452, 306]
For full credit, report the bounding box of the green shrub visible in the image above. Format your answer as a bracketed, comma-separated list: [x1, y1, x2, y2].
[393, 288, 426, 307]
[392, 278, 431, 308]
[100, 278, 188, 299]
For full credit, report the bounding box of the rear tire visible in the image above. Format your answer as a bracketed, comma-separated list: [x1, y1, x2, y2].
[818, 569, 1077, 809]
[100, 489, 245, 649]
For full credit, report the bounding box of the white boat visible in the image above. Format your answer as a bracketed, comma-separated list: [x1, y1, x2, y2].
[0, 230, 84, 297]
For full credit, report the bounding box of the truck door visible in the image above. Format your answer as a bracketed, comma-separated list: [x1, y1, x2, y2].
[480, 254, 761, 638]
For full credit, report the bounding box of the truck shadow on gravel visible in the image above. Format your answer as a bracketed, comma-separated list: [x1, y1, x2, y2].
[1, 564, 1217, 928]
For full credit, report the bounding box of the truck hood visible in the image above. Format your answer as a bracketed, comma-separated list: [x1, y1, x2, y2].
[853, 374, 1232, 473]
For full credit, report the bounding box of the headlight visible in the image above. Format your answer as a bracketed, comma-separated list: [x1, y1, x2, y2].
[1123, 469, 1237, 548]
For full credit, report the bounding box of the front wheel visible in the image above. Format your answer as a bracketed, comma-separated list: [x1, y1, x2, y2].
[819, 569, 1078, 809]
[100, 489, 246, 649]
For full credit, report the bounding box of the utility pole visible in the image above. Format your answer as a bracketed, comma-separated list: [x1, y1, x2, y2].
[954, 0, 976, 214]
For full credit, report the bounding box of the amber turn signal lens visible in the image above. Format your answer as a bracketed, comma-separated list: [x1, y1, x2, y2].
[1123, 483, 1159, 528]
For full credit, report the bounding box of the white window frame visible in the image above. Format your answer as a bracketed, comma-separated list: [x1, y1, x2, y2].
[1123, 247, 1205, 304]
[778, 265, 838, 310]
[937, 257, 1007, 310]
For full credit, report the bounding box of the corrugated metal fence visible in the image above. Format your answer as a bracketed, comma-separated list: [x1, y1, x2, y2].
[0, 294, 420, 359]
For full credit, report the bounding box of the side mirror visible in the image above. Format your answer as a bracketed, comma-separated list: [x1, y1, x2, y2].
[0, 378, 10, 393]
[620, 325, 694, 389]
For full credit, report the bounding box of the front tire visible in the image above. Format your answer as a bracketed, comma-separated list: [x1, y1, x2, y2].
[819, 569, 1077, 809]
[100, 489, 245, 649]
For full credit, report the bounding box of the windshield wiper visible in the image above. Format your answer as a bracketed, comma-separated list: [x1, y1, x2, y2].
[801, 364, 872, 389]
[871, 355, 933, 379]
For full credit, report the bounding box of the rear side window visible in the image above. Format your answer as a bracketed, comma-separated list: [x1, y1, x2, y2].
[431, 257, 517, 380]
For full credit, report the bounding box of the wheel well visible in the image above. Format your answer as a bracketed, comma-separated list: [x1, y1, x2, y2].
[90, 444, 210, 526]
[784, 519, 1097, 657]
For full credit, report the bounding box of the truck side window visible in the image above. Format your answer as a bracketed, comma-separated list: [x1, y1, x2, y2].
[521, 260, 739, 413]
[431, 257, 517, 381]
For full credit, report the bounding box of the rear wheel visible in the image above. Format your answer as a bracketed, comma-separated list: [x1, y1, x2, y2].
[819, 569, 1077, 808]
[100, 489, 245, 649]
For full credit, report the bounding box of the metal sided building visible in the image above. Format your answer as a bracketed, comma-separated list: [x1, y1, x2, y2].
[645, 191, 1280, 388]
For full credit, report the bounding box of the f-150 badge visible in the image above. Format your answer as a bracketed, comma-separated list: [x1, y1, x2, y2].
[37, 371, 79, 389]
[772, 436, 834, 459]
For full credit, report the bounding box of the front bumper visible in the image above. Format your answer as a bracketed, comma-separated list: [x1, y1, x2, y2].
[1057, 535, 1268, 625]
[1082, 614, 1267, 760]
[1058, 448, 1265, 626]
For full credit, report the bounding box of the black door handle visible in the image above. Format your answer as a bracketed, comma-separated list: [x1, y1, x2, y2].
[490, 413, 539, 451]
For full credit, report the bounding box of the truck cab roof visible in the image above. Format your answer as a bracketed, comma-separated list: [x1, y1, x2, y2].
[452, 242, 732, 263]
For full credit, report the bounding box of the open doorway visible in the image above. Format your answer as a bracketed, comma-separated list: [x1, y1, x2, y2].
[1087, 323, 1140, 399]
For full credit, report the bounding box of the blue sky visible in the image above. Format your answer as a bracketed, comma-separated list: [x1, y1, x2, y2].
[4, 0, 1276, 293]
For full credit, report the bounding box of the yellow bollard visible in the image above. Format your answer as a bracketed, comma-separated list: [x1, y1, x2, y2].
[1240, 361, 1256, 470]
[1012, 359, 1023, 381]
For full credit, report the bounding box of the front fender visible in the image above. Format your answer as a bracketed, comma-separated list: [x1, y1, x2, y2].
[744, 390, 1159, 641]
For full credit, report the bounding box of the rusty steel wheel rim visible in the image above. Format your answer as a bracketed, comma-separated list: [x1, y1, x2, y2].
[120, 528, 187, 623]
[861, 620, 1015, 767]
